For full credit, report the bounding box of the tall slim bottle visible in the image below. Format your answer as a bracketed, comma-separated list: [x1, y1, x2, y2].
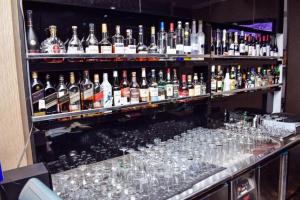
[165, 68, 174, 99]
[130, 72, 140, 104]
[44, 74, 58, 114]
[68, 72, 81, 112]
[112, 25, 125, 54]
[183, 22, 191, 54]
[81, 70, 94, 110]
[158, 70, 166, 100]
[167, 23, 177, 54]
[85, 23, 99, 53]
[113, 71, 121, 106]
[124, 29, 137, 54]
[26, 10, 39, 53]
[137, 25, 148, 54]
[57, 75, 69, 113]
[101, 73, 113, 108]
[93, 74, 103, 108]
[176, 21, 184, 54]
[139, 68, 149, 102]
[197, 20, 205, 55]
[31, 72, 45, 116]
[149, 69, 159, 101]
[148, 26, 158, 53]
[158, 22, 167, 54]
[191, 20, 199, 55]
[99, 23, 112, 53]
[121, 70, 131, 105]
[173, 69, 180, 98]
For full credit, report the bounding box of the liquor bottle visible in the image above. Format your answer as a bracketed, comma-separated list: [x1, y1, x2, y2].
[139, 68, 149, 102]
[120, 70, 131, 105]
[93, 74, 103, 109]
[124, 29, 137, 54]
[261, 35, 267, 56]
[242, 69, 248, 88]
[234, 32, 240, 56]
[255, 67, 263, 87]
[223, 68, 231, 92]
[31, 72, 45, 116]
[165, 68, 174, 99]
[176, 21, 184, 54]
[68, 72, 81, 112]
[246, 69, 251, 88]
[40, 25, 66, 53]
[26, 10, 39, 53]
[173, 68, 180, 98]
[251, 35, 257, 56]
[266, 35, 271, 56]
[244, 35, 249, 56]
[44, 74, 58, 114]
[137, 25, 148, 54]
[199, 73, 206, 95]
[249, 68, 256, 88]
[216, 29, 221, 55]
[67, 26, 84, 53]
[85, 23, 99, 53]
[187, 75, 194, 96]
[221, 29, 228, 55]
[101, 73, 113, 108]
[256, 35, 261, 56]
[197, 20, 205, 55]
[148, 26, 158, 53]
[236, 65, 243, 89]
[228, 32, 235, 56]
[99, 23, 112, 53]
[80, 70, 94, 110]
[216, 65, 224, 92]
[239, 31, 246, 56]
[211, 65, 217, 93]
[112, 25, 125, 54]
[183, 22, 191, 54]
[273, 36, 279, 56]
[179, 74, 188, 97]
[113, 71, 121, 106]
[158, 70, 166, 100]
[247, 35, 252, 56]
[193, 73, 201, 96]
[274, 65, 280, 84]
[57, 75, 69, 113]
[149, 69, 159, 101]
[130, 72, 140, 104]
[191, 20, 199, 55]
[211, 30, 216, 55]
[167, 23, 177, 54]
[230, 66, 236, 91]
[261, 69, 268, 86]
[158, 22, 167, 54]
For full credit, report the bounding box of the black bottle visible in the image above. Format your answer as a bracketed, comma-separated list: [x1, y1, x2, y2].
[44, 74, 58, 114]
[26, 10, 39, 53]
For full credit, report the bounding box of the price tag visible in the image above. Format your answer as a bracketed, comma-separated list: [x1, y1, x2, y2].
[0, 162, 4, 183]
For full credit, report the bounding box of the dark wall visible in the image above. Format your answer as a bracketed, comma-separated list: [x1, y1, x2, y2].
[285, 0, 300, 114]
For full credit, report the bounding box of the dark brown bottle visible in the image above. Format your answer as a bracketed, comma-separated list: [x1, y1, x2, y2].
[81, 70, 94, 110]
[57, 75, 69, 113]
[44, 74, 58, 114]
[68, 72, 81, 112]
[120, 70, 130, 105]
[26, 10, 39, 53]
[31, 72, 45, 116]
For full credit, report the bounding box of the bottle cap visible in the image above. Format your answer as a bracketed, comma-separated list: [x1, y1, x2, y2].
[115, 25, 120, 34]
[142, 68, 146, 77]
[160, 22, 165, 31]
[113, 71, 118, 77]
[151, 26, 155, 35]
[94, 74, 99, 82]
[170, 23, 174, 32]
[103, 73, 108, 80]
[102, 23, 107, 33]
[32, 71, 38, 79]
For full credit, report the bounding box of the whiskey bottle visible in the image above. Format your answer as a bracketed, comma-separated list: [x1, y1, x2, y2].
[81, 70, 94, 110]
[187, 75, 195, 96]
[93, 74, 103, 109]
[124, 29, 137, 54]
[112, 25, 125, 54]
[167, 23, 177, 54]
[40, 25, 66, 53]
[193, 73, 201, 96]
[67, 26, 84, 53]
[215, 29, 221, 55]
[158, 70, 166, 100]
[216, 65, 224, 92]
[256, 35, 261, 56]
[44, 74, 58, 114]
[239, 31, 246, 55]
[99, 23, 112, 53]
[234, 32, 240, 56]
[249, 68, 256, 88]
[211, 65, 217, 93]
[172, 68, 179, 98]
[236, 65, 243, 89]
[148, 26, 158, 54]
[121, 70, 130, 105]
[176, 21, 184, 54]
[230, 66, 237, 90]
[57, 75, 69, 113]
[26, 10, 39, 53]
[149, 69, 159, 101]
[101, 73, 113, 108]
[68, 72, 81, 112]
[85, 23, 99, 53]
[183, 22, 191, 54]
[179, 74, 188, 97]
[137, 25, 148, 54]
[191, 20, 198, 55]
[197, 20, 205, 55]
[130, 72, 140, 104]
[31, 72, 45, 116]
[165, 68, 174, 99]
[255, 67, 263, 87]
[266, 35, 271, 56]
[199, 73, 206, 95]
[158, 22, 167, 54]
[139, 68, 149, 102]
[113, 71, 122, 106]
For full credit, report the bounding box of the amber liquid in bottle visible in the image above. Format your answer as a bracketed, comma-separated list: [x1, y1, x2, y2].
[81, 70, 94, 110]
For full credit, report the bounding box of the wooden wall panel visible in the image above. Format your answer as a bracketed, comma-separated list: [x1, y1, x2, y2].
[0, 0, 31, 170]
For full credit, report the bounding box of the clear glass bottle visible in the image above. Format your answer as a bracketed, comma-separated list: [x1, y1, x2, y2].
[191, 20, 198, 55]
[101, 73, 113, 108]
[57, 75, 69, 113]
[223, 68, 231, 92]
[130, 72, 140, 104]
[68, 72, 81, 112]
[197, 20, 205, 55]
[26, 10, 39, 53]
[99, 23, 112, 54]
[31, 72, 45, 116]
[67, 26, 84, 54]
[216, 65, 224, 92]
[173, 68, 180, 98]
[239, 31, 246, 56]
[165, 68, 174, 99]
[40, 25, 66, 53]
[230, 66, 237, 91]
[215, 29, 221, 55]
[183, 22, 191, 54]
[44, 74, 58, 114]
[158, 70, 166, 100]
[193, 73, 201, 96]
[121, 70, 131, 105]
[157, 22, 167, 54]
[124, 29, 137, 54]
[137, 25, 148, 54]
[148, 26, 158, 54]
[236, 65, 243, 89]
[199, 73, 206, 94]
[234, 32, 240, 56]
[149, 69, 158, 101]
[176, 21, 184, 54]
[228, 32, 235, 56]
[112, 25, 125, 54]
[211, 65, 217, 93]
[93, 74, 103, 109]
[80, 70, 94, 110]
[85, 23, 99, 53]
[221, 29, 228, 55]
[139, 68, 149, 102]
[113, 71, 121, 106]
[167, 23, 177, 54]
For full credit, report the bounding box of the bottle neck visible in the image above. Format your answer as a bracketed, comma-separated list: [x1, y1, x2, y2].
[139, 33, 144, 44]
[102, 32, 108, 40]
[192, 22, 196, 34]
[151, 33, 156, 44]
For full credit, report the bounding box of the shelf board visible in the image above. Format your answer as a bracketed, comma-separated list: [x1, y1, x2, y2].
[210, 55, 283, 60]
[31, 94, 210, 122]
[212, 84, 281, 97]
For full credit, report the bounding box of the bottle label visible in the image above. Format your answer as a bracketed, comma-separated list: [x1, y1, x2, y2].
[217, 80, 223, 91]
[113, 90, 122, 106]
[245, 45, 249, 53]
[184, 46, 191, 54]
[69, 91, 80, 105]
[194, 85, 201, 96]
[179, 90, 188, 97]
[67, 46, 83, 54]
[198, 38, 205, 55]
[228, 44, 235, 56]
[262, 47, 267, 55]
[149, 87, 158, 101]
[248, 46, 252, 56]
[165, 84, 173, 97]
[93, 91, 103, 108]
[100, 46, 112, 54]
[166, 46, 176, 54]
[239, 44, 245, 53]
[32, 89, 44, 104]
[85, 45, 99, 54]
[114, 43, 125, 54]
[121, 87, 130, 105]
[45, 92, 58, 109]
[176, 44, 184, 53]
[138, 51, 148, 54]
[158, 87, 166, 100]
[38, 100, 45, 110]
[230, 80, 236, 90]
[130, 88, 140, 104]
[188, 88, 195, 96]
[266, 45, 270, 56]
[173, 85, 179, 97]
[124, 45, 137, 54]
[83, 87, 94, 100]
[103, 87, 113, 108]
[211, 80, 217, 91]
[58, 92, 69, 105]
[139, 88, 149, 102]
